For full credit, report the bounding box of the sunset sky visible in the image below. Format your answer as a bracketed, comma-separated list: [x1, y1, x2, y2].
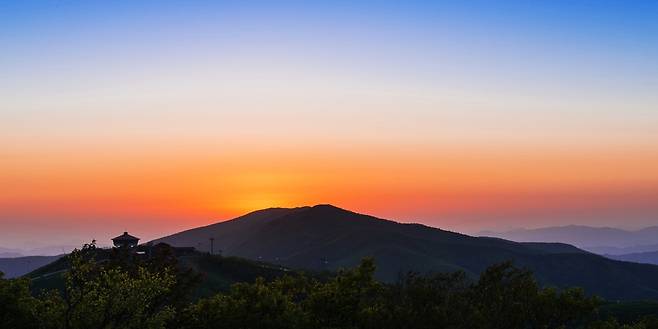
[2, 1, 658, 249]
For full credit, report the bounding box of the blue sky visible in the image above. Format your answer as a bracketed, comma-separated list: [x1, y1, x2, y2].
[1, 1, 658, 247]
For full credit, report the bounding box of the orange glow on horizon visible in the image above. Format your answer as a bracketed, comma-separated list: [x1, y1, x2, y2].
[3, 139, 658, 240]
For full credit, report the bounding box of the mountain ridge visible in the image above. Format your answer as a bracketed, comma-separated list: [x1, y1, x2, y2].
[0, 255, 63, 278]
[481, 225, 658, 255]
[153, 204, 658, 300]
[608, 251, 658, 266]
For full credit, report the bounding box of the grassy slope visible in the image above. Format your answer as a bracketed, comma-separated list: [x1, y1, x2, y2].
[25, 251, 296, 299]
[179, 254, 294, 298]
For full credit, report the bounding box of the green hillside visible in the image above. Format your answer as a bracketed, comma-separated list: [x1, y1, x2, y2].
[27, 249, 296, 299]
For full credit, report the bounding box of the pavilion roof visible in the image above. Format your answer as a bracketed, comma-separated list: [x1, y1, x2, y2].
[112, 232, 140, 241]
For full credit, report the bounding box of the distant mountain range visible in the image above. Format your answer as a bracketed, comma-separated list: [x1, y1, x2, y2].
[0, 255, 63, 278]
[0, 247, 25, 258]
[607, 251, 658, 266]
[154, 204, 658, 300]
[0, 245, 80, 257]
[480, 225, 658, 255]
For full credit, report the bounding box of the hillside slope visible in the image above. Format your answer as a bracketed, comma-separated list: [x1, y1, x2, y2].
[154, 204, 658, 300]
[26, 251, 294, 299]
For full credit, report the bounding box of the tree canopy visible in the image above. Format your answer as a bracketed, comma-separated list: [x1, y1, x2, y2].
[1, 242, 657, 329]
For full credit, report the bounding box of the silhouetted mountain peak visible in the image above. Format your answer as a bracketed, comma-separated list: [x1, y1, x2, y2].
[236, 204, 379, 227]
[310, 204, 352, 212]
[152, 205, 658, 300]
[268, 204, 391, 230]
[231, 204, 353, 223]
[303, 204, 366, 219]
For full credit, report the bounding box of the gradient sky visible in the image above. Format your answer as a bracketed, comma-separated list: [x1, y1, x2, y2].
[2, 1, 658, 250]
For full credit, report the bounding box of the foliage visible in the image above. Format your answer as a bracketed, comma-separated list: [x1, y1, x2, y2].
[175, 258, 603, 329]
[58, 249, 176, 329]
[2, 243, 658, 329]
[0, 271, 40, 329]
[1, 242, 193, 329]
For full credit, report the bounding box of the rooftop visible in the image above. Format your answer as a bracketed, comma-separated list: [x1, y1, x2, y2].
[111, 232, 140, 241]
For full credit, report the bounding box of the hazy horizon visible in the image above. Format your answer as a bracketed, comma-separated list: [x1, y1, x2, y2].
[2, 203, 658, 254]
[2, 1, 658, 247]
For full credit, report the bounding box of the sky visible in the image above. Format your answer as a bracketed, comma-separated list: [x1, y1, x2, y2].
[1, 0, 658, 250]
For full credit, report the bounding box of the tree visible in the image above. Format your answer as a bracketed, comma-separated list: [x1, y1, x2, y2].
[177, 277, 308, 329]
[0, 271, 40, 329]
[44, 243, 179, 329]
[304, 258, 387, 329]
[0, 243, 641, 329]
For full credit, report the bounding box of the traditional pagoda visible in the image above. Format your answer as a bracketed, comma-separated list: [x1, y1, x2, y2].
[111, 231, 140, 249]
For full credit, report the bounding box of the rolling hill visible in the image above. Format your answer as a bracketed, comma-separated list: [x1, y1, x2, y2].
[153, 204, 658, 300]
[25, 250, 296, 300]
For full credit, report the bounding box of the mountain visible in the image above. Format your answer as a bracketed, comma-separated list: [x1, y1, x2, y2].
[608, 251, 658, 266]
[24, 245, 80, 256]
[154, 204, 658, 300]
[0, 255, 63, 278]
[588, 244, 658, 256]
[0, 245, 80, 257]
[0, 252, 23, 258]
[481, 225, 658, 255]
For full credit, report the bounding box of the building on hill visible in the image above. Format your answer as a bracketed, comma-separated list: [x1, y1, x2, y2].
[112, 232, 140, 249]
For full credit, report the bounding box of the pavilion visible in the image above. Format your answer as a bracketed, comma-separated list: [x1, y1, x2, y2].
[111, 232, 140, 248]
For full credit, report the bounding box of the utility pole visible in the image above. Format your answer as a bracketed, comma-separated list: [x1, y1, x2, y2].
[210, 237, 215, 255]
